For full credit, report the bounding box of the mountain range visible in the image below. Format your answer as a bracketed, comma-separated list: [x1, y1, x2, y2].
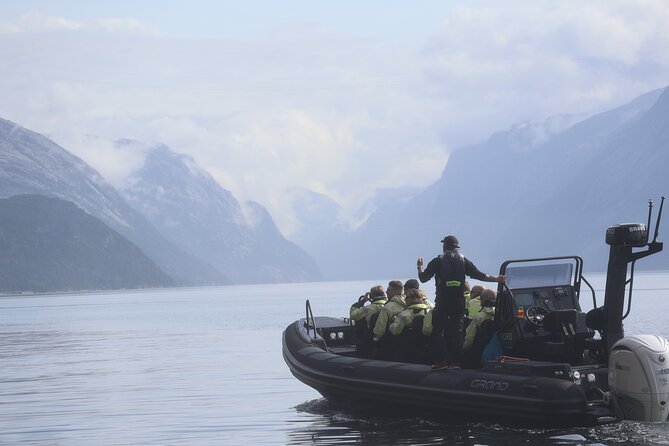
[0, 118, 321, 292]
[0, 118, 225, 286]
[1, 84, 668, 292]
[311, 86, 669, 279]
[120, 141, 321, 284]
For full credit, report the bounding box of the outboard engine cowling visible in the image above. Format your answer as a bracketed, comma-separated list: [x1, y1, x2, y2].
[608, 335, 669, 422]
[606, 223, 648, 247]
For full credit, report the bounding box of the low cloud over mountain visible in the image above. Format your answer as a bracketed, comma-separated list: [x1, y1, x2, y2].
[0, 118, 321, 291]
[314, 86, 669, 280]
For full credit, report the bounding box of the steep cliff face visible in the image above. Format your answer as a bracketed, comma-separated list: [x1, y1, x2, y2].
[0, 195, 175, 293]
[121, 144, 322, 283]
[0, 118, 226, 285]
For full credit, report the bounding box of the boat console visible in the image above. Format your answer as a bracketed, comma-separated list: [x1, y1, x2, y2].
[496, 258, 595, 363]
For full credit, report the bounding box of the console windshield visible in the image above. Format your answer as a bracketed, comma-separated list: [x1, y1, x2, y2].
[505, 261, 574, 289]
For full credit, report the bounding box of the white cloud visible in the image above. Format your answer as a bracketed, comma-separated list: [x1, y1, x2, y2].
[1, 2, 668, 236]
[420, 0, 669, 123]
[71, 136, 149, 188]
[0, 11, 158, 35]
[0, 11, 84, 33]
[96, 18, 159, 35]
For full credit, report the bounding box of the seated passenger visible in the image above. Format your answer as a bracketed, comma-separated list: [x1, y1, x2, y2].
[466, 284, 484, 317]
[371, 280, 406, 359]
[404, 278, 434, 310]
[350, 285, 386, 323]
[349, 285, 387, 357]
[389, 289, 430, 336]
[419, 287, 487, 358]
[422, 311, 433, 336]
[389, 288, 431, 363]
[372, 281, 406, 341]
[462, 288, 496, 368]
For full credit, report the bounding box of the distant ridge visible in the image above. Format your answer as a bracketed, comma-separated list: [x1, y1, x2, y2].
[316, 86, 669, 279]
[0, 117, 226, 286]
[121, 143, 322, 284]
[0, 117, 321, 288]
[0, 194, 174, 293]
[3, 84, 667, 285]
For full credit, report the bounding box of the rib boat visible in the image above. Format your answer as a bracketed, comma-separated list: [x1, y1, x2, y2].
[282, 198, 669, 426]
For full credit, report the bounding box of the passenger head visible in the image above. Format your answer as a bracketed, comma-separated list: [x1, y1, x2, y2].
[441, 235, 459, 252]
[369, 285, 386, 300]
[586, 307, 606, 331]
[387, 280, 404, 297]
[481, 288, 496, 306]
[403, 279, 419, 295]
[405, 288, 423, 306]
[470, 285, 484, 299]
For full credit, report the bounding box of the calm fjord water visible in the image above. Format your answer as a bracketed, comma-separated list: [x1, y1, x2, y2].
[2, 274, 669, 445]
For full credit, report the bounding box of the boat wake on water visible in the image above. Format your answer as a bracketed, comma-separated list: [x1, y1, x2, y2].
[292, 398, 669, 445]
[295, 398, 445, 427]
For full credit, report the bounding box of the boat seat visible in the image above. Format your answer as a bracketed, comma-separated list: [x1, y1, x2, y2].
[390, 315, 431, 364]
[408, 315, 426, 336]
[328, 346, 358, 356]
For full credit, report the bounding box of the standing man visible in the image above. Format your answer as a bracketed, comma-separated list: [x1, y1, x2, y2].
[417, 235, 504, 369]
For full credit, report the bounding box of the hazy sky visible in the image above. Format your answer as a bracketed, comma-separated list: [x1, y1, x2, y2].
[1, 1, 668, 234]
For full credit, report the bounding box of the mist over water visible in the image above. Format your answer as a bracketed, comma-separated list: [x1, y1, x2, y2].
[1, 274, 669, 445]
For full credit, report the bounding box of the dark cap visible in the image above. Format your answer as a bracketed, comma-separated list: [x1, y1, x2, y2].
[440, 235, 459, 248]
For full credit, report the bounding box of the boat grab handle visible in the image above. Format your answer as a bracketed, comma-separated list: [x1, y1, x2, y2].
[305, 299, 321, 342]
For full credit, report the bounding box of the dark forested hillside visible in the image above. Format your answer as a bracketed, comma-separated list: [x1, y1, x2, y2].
[0, 195, 175, 293]
[0, 118, 226, 286]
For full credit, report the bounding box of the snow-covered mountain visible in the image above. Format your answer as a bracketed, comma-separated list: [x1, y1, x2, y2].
[3, 84, 667, 286]
[120, 143, 322, 283]
[317, 86, 669, 279]
[0, 118, 226, 286]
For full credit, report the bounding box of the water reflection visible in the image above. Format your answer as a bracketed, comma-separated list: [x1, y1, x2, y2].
[288, 399, 473, 445]
[2, 280, 669, 445]
[287, 399, 515, 445]
[287, 398, 669, 446]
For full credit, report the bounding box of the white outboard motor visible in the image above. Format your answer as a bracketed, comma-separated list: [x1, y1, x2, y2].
[608, 335, 669, 422]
